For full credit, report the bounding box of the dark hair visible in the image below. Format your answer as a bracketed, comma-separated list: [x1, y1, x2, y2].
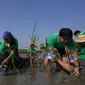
[74, 30, 81, 35]
[59, 28, 73, 40]
[30, 44, 35, 47]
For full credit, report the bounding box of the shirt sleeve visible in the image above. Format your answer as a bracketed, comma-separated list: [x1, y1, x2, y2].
[0, 42, 5, 56]
[80, 48, 85, 60]
[47, 36, 55, 49]
[34, 50, 38, 55]
[67, 39, 76, 51]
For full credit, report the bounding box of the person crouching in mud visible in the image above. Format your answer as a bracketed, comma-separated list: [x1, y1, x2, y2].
[27, 44, 39, 57]
[75, 31, 85, 84]
[27, 44, 39, 82]
[44, 28, 80, 85]
[0, 31, 19, 75]
[27, 44, 39, 67]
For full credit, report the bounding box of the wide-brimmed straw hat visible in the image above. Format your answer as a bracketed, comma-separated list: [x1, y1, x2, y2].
[75, 31, 85, 43]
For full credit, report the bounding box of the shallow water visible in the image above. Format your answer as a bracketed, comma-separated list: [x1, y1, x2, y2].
[0, 71, 49, 85]
[0, 67, 84, 85]
[0, 53, 85, 85]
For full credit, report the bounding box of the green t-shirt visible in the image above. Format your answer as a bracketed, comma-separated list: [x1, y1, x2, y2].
[0, 38, 18, 58]
[78, 46, 85, 60]
[76, 31, 85, 60]
[27, 48, 38, 57]
[47, 33, 76, 51]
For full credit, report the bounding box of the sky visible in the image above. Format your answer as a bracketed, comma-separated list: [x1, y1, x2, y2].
[0, 0, 85, 48]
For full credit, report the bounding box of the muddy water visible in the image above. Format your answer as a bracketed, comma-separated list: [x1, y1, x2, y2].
[0, 53, 85, 85]
[0, 70, 84, 85]
[0, 72, 48, 85]
[0, 53, 49, 85]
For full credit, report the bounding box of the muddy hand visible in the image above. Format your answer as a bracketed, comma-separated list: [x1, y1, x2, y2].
[1, 59, 7, 65]
[71, 67, 79, 77]
[63, 63, 74, 72]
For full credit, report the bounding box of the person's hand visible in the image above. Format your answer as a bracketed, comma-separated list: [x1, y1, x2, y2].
[71, 67, 80, 77]
[1, 59, 8, 65]
[10, 50, 14, 55]
[62, 63, 74, 72]
[52, 54, 57, 60]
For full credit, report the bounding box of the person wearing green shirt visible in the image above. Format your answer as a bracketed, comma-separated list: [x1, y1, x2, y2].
[27, 44, 39, 69]
[75, 31, 85, 84]
[0, 31, 19, 74]
[44, 28, 80, 85]
[27, 44, 38, 58]
[75, 31, 85, 61]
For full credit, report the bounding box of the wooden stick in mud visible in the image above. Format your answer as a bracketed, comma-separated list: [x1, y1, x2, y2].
[65, 46, 70, 64]
[65, 46, 76, 76]
[30, 49, 33, 73]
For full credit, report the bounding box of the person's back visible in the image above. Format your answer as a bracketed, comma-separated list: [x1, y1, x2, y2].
[47, 33, 64, 49]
